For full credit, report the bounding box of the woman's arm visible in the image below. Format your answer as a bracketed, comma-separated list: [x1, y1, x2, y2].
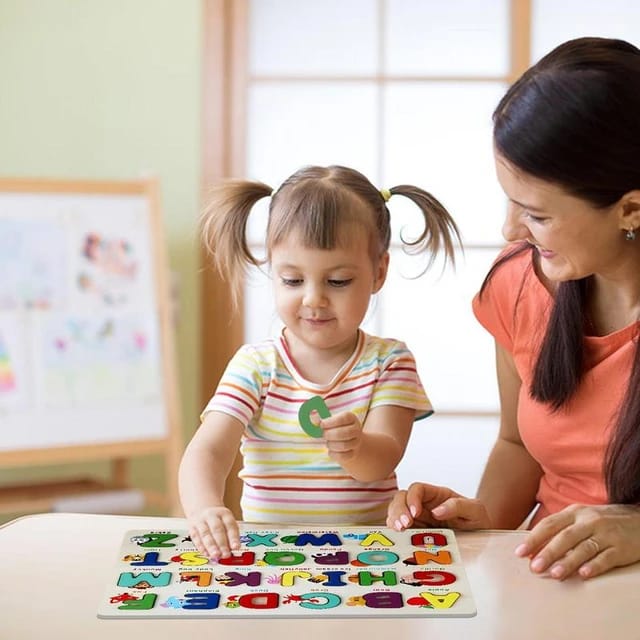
[386, 342, 542, 530]
[178, 411, 244, 558]
[476, 342, 542, 528]
[482, 346, 640, 580]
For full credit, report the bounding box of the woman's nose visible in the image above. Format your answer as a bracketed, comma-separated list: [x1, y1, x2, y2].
[502, 208, 528, 243]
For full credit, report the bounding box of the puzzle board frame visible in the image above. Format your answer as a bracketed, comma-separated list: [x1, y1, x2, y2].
[98, 525, 476, 618]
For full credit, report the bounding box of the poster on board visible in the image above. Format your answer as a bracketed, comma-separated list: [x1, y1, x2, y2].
[0, 181, 172, 453]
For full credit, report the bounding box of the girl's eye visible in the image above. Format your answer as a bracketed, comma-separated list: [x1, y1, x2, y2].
[281, 277, 303, 287]
[328, 279, 352, 288]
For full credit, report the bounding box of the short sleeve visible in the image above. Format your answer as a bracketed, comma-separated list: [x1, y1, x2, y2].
[201, 344, 264, 426]
[472, 247, 533, 352]
[369, 340, 433, 420]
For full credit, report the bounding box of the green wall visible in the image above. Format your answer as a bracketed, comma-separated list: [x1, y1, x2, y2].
[0, 0, 202, 516]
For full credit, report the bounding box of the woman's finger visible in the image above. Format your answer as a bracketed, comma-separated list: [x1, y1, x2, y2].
[431, 496, 491, 529]
[578, 546, 618, 579]
[542, 535, 607, 580]
[387, 490, 412, 530]
[516, 505, 593, 562]
[405, 483, 459, 516]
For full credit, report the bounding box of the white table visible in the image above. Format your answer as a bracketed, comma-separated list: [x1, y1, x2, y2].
[1, 512, 637, 639]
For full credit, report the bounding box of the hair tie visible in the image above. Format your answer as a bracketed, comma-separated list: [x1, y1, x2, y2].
[380, 188, 391, 202]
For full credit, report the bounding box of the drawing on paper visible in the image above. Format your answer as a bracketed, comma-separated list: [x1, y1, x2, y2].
[76, 231, 139, 305]
[0, 329, 16, 392]
[0, 217, 67, 310]
[35, 310, 162, 406]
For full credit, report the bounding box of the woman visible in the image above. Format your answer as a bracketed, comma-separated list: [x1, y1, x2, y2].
[388, 37, 640, 580]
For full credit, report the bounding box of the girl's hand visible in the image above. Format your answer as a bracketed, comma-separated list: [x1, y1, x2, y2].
[515, 503, 640, 580]
[320, 411, 364, 463]
[386, 482, 492, 530]
[187, 506, 241, 560]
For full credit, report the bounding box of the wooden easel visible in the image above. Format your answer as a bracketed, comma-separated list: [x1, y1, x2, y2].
[0, 177, 183, 515]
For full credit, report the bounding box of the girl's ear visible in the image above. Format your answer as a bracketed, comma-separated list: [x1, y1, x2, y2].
[372, 251, 390, 294]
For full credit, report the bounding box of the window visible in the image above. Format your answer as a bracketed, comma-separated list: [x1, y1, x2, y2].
[202, 0, 640, 497]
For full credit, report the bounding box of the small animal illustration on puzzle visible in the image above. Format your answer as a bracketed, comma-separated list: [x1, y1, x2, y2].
[98, 525, 477, 619]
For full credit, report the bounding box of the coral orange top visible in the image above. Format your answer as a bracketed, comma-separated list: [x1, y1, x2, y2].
[472, 247, 635, 525]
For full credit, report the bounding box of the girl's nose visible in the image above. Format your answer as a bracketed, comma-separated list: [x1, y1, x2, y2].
[302, 283, 327, 307]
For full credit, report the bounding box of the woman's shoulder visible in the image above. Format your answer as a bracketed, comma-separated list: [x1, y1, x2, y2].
[490, 243, 536, 284]
[478, 244, 548, 304]
[472, 244, 550, 347]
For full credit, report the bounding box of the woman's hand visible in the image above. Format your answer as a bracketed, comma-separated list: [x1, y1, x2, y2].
[386, 482, 492, 530]
[187, 505, 241, 560]
[515, 503, 640, 580]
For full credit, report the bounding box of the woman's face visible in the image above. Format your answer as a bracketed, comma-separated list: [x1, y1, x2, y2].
[495, 152, 625, 282]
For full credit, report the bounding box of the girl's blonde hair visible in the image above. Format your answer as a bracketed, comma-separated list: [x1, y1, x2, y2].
[202, 165, 461, 306]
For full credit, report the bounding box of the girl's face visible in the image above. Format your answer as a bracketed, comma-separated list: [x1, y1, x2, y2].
[271, 229, 388, 360]
[495, 153, 624, 283]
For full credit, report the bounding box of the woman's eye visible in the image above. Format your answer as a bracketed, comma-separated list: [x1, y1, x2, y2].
[524, 211, 546, 223]
[328, 279, 352, 288]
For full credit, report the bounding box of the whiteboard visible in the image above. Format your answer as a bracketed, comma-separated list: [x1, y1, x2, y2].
[0, 179, 177, 455]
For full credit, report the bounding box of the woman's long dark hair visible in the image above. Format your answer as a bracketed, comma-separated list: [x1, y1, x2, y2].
[487, 37, 640, 504]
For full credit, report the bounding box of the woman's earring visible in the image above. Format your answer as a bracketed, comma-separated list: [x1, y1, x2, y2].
[626, 228, 637, 241]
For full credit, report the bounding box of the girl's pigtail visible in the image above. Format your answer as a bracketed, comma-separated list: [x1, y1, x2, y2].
[200, 180, 273, 307]
[388, 185, 462, 270]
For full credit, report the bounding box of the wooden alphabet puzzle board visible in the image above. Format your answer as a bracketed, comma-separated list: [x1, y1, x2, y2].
[98, 525, 476, 618]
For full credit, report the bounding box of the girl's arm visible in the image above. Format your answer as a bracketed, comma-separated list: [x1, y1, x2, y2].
[178, 411, 244, 559]
[320, 404, 415, 482]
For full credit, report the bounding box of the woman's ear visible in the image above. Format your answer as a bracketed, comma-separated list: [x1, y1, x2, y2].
[373, 252, 390, 294]
[618, 190, 640, 232]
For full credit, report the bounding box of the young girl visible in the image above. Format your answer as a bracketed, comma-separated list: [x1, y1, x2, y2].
[179, 165, 460, 559]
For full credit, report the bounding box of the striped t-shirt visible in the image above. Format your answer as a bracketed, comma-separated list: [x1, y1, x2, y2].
[202, 330, 432, 525]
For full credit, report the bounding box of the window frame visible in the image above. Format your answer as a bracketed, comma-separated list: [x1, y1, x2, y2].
[200, 0, 532, 401]
[199, 0, 532, 508]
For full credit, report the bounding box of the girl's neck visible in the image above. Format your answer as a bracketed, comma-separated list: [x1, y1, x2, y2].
[282, 328, 361, 385]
